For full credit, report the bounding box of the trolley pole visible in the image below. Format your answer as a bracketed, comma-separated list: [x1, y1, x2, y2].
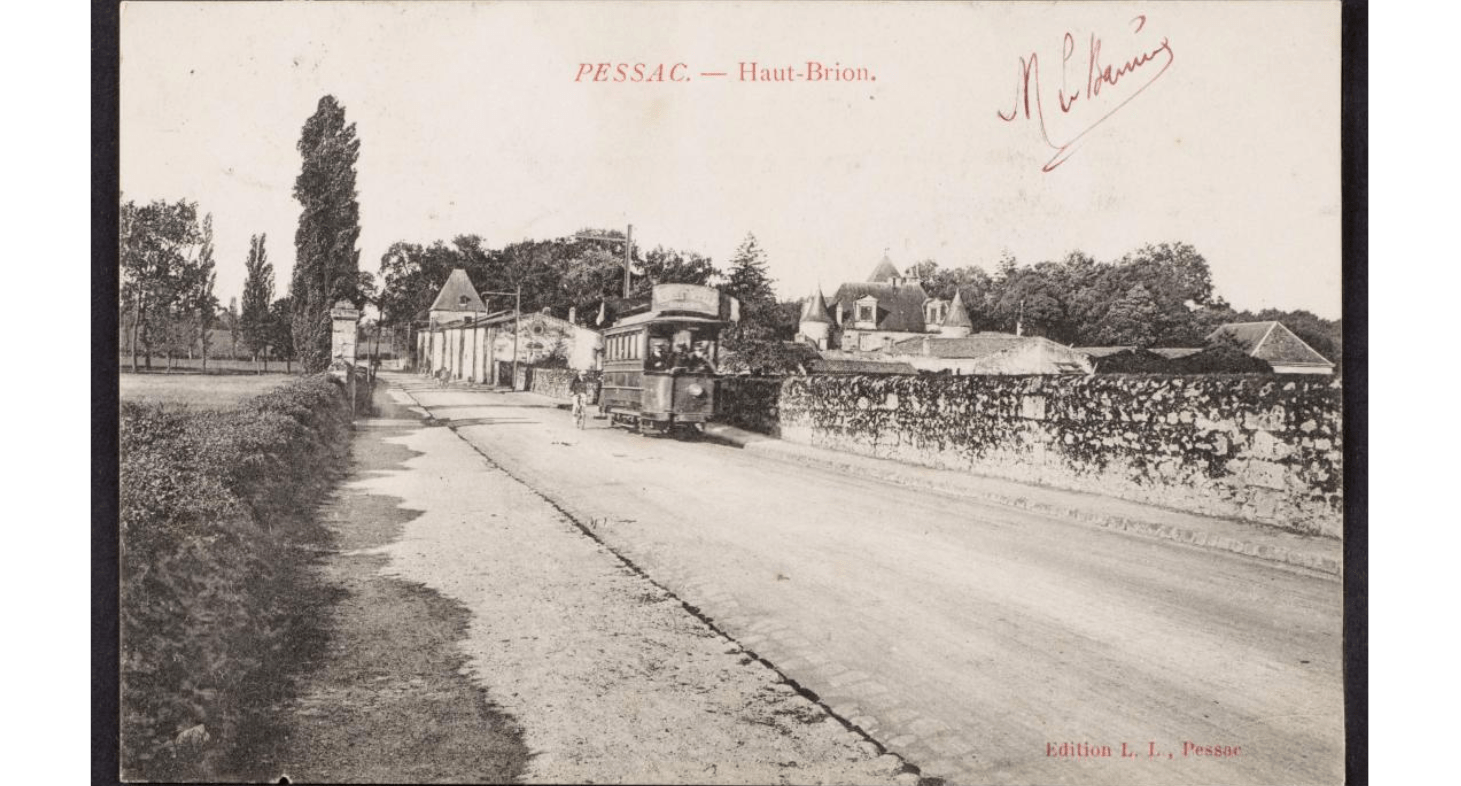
[515, 284, 521, 388]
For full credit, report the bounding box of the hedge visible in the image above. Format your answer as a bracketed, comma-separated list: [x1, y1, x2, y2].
[119, 373, 368, 780]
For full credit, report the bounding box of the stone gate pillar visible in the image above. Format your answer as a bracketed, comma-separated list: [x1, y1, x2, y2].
[330, 300, 361, 370]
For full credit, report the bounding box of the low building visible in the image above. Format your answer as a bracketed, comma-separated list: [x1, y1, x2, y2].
[416, 268, 603, 386]
[1077, 320, 1336, 375]
[1207, 321, 1335, 374]
[884, 332, 1094, 375]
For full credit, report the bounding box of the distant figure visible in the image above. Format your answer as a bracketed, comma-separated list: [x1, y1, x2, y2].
[649, 342, 671, 371]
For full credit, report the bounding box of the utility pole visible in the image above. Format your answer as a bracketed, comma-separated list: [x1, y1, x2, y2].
[623, 224, 633, 298]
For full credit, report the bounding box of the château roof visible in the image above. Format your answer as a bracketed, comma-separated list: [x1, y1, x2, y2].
[941, 290, 974, 328]
[800, 288, 833, 324]
[429, 268, 487, 313]
[829, 281, 931, 333]
[868, 254, 901, 283]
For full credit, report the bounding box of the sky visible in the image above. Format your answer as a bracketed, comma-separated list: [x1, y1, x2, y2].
[120, 0, 1342, 318]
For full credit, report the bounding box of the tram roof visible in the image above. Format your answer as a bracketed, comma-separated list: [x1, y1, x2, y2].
[606, 311, 730, 330]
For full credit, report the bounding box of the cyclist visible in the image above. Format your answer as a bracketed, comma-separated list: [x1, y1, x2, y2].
[569, 370, 591, 428]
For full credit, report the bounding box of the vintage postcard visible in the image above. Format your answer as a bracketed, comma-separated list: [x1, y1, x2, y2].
[115, 1, 1352, 784]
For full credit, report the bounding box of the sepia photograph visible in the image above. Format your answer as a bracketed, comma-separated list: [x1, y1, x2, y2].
[109, 1, 1357, 783]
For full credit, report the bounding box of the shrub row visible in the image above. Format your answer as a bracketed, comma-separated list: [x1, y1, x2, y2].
[119, 373, 366, 780]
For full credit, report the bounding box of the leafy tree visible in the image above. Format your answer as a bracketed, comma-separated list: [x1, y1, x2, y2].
[378, 240, 461, 327]
[910, 260, 996, 331]
[291, 95, 362, 371]
[120, 198, 208, 372]
[559, 243, 624, 313]
[1092, 283, 1162, 347]
[637, 245, 719, 290]
[239, 234, 274, 371]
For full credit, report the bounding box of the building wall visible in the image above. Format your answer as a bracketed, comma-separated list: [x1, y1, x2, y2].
[766, 374, 1343, 537]
[418, 317, 603, 384]
[839, 329, 926, 352]
[1271, 365, 1333, 375]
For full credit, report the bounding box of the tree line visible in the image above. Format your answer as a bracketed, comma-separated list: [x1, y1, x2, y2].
[120, 199, 219, 372]
[373, 227, 798, 368]
[120, 95, 365, 374]
[907, 243, 1342, 364]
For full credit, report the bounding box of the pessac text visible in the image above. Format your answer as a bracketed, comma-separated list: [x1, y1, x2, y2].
[1183, 742, 1242, 758]
[575, 63, 690, 83]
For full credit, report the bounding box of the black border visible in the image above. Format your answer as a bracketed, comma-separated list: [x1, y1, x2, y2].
[93, 0, 121, 782]
[1340, 1, 1368, 785]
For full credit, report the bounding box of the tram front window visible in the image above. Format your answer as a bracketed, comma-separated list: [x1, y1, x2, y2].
[646, 326, 718, 373]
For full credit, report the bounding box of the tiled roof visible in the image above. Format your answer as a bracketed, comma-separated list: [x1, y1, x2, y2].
[830, 281, 931, 333]
[1206, 322, 1273, 353]
[429, 268, 487, 313]
[889, 331, 1028, 359]
[1208, 321, 1333, 367]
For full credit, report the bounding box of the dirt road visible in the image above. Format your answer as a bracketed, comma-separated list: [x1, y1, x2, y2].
[394, 376, 1345, 786]
[343, 384, 909, 784]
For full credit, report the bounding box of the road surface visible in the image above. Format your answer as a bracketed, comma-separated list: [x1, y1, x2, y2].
[393, 376, 1344, 786]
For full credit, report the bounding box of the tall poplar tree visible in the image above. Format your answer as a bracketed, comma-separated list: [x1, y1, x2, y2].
[240, 234, 274, 371]
[191, 214, 219, 370]
[291, 95, 362, 371]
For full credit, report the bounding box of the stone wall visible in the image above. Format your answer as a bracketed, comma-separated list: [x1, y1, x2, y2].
[530, 367, 576, 400]
[769, 374, 1342, 537]
[716, 377, 784, 437]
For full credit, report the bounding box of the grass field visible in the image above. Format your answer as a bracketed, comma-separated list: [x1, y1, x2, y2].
[120, 373, 298, 409]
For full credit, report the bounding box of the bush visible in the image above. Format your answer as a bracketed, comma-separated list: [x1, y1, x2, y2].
[120, 374, 365, 780]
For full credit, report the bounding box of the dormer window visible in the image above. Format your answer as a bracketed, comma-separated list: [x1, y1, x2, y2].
[924, 299, 948, 325]
[853, 294, 880, 327]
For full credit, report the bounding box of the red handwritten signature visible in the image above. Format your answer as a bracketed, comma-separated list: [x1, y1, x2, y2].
[997, 16, 1175, 172]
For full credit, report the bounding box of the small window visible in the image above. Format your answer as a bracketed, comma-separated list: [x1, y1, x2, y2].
[857, 305, 874, 322]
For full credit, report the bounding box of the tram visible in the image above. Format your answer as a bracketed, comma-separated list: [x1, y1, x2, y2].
[599, 283, 740, 435]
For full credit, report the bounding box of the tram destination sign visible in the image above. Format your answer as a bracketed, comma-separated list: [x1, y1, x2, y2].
[652, 284, 722, 318]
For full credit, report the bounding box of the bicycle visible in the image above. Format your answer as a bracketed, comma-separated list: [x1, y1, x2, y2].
[571, 393, 587, 430]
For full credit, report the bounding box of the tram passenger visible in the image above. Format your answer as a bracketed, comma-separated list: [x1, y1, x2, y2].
[670, 343, 693, 371]
[648, 341, 672, 371]
[686, 343, 716, 373]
